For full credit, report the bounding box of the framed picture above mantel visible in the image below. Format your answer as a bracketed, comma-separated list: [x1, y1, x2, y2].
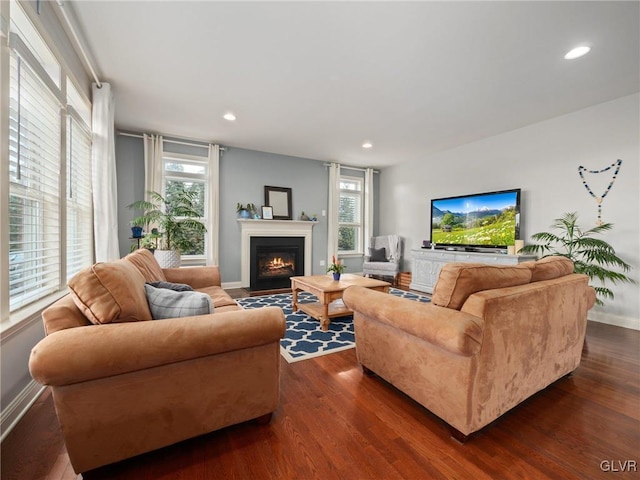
[264, 186, 292, 220]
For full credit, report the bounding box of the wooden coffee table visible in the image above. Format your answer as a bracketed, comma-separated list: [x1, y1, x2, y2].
[290, 274, 390, 331]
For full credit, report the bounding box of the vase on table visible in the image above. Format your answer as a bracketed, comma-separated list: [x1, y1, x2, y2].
[332, 273, 341, 281]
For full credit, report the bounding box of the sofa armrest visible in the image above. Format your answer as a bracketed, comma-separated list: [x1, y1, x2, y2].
[163, 266, 221, 288]
[343, 286, 483, 356]
[30, 306, 285, 387]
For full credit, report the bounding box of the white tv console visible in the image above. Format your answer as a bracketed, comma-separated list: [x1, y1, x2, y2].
[409, 248, 537, 294]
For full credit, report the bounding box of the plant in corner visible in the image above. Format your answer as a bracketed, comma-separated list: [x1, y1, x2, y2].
[128, 188, 207, 268]
[519, 212, 634, 305]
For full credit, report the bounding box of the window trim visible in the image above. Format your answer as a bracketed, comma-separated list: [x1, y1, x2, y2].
[162, 151, 209, 265]
[338, 175, 364, 255]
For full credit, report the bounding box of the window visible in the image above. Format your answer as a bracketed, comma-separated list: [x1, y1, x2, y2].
[3, 1, 93, 323]
[338, 176, 363, 254]
[66, 107, 93, 280]
[163, 153, 207, 260]
[8, 51, 62, 311]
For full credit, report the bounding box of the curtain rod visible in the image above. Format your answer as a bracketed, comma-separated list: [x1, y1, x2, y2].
[324, 163, 379, 174]
[55, 1, 102, 88]
[118, 131, 226, 151]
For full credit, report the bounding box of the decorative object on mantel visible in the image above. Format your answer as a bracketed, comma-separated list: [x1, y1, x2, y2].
[578, 159, 622, 225]
[519, 212, 634, 305]
[128, 188, 207, 268]
[265, 186, 292, 220]
[262, 206, 274, 220]
[327, 255, 346, 280]
[236, 203, 257, 219]
[299, 211, 310, 221]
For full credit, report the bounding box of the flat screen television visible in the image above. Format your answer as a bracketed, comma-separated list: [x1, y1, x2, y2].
[430, 188, 521, 251]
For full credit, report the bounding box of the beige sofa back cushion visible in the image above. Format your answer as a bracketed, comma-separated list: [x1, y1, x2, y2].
[68, 259, 153, 324]
[432, 263, 532, 310]
[124, 249, 167, 282]
[527, 256, 574, 282]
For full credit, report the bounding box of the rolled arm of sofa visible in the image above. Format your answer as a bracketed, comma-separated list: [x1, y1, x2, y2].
[343, 286, 483, 356]
[163, 266, 222, 288]
[30, 306, 285, 387]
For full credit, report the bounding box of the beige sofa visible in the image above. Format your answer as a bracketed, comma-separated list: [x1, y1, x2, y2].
[29, 249, 286, 473]
[343, 256, 595, 441]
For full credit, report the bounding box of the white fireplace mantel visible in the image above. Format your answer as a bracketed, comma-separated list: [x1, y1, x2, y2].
[238, 219, 318, 288]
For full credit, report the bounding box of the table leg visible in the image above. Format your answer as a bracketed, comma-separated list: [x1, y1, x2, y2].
[292, 287, 298, 312]
[321, 303, 329, 331]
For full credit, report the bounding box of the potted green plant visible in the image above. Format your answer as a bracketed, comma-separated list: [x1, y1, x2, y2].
[128, 188, 207, 268]
[327, 255, 346, 280]
[519, 212, 634, 305]
[237, 203, 257, 219]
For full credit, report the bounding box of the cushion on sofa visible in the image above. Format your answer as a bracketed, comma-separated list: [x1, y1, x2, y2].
[528, 256, 574, 282]
[432, 263, 532, 310]
[147, 281, 194, 292]
[68, 259, 153, 324]
[369, 247, 388, 262]
[124, 249, 167, 282]
[144, 284, 214, 319]
[195, 285, 240, 309]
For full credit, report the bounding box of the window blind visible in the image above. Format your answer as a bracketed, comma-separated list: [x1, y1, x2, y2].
[8, 49, 63, 311]
[66, 108, 93, 279]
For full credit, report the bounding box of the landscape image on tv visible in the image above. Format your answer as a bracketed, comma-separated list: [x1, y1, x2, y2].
[431, 190, 520, 248]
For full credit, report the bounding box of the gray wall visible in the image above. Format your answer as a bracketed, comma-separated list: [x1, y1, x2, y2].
[116, 138, 368, 280]
[115, 135, 145, 256]
[219, 147, 329, 280]
[380, 93, 640, 327]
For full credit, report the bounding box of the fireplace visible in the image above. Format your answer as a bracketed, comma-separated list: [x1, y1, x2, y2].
[250, 236, 305, 291]
[239, 219, 316, 289]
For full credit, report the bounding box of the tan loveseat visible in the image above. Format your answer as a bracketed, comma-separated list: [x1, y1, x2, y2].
[343, 256, 596, 440]
[29, 249, 286, 473]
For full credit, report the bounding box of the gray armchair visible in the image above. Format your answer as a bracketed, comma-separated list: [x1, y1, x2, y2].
[362, 235, 401, 286]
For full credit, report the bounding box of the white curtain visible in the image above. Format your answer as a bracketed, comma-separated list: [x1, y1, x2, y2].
[91, 83, 120, 261]
[327, 162, 341, 265]
[207, 144, 220, 266]
[363, 167, 375, 254]
[143, 134, 163, 199]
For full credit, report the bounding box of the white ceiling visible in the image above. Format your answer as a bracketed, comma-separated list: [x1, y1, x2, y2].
[69, 1, 639, 168]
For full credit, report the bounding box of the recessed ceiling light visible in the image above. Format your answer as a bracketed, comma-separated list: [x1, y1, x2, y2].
[362, 142, 373, 149]
[564, 46, 591, 60]
[223, 112, 237, 121]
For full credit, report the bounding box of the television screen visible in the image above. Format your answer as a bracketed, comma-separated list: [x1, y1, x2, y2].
[430, 189, 521, 250]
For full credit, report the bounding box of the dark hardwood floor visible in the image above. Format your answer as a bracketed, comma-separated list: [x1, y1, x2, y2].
[2, 319, 638, 479]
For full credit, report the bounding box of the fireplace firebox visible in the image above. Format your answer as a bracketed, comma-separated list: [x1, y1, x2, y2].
[250, 237, 305, 291]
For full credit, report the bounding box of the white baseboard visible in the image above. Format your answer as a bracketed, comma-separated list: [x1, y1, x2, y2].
[588, 311, 640, 331]
[0, 380, 45, 443]
[222, 281, 242, 289]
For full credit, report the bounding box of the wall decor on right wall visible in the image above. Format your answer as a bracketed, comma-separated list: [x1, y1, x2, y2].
[578, 159, 623, 225]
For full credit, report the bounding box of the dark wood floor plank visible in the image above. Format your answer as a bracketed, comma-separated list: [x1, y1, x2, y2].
[1, 320, 638, 479]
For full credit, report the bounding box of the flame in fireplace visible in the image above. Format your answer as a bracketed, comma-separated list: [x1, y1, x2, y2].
[259, 254, 295, 278]
[270, 257, 287, 269]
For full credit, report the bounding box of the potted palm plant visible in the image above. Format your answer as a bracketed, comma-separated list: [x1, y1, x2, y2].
[128, 188, 207, 268]
[519, 212, 634, 305]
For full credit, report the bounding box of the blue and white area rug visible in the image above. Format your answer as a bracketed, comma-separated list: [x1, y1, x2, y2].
[237, 288, 430, 363]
